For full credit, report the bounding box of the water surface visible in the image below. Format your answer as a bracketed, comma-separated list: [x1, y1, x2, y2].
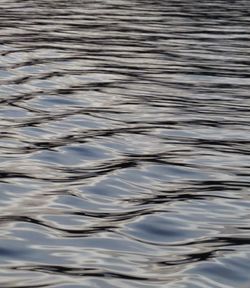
[0, 0, 250, 287]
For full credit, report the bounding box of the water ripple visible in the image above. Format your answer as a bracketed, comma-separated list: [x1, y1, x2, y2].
[0, 0, 250, 287]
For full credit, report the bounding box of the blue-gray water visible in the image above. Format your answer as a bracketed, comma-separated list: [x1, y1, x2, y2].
[0, 0, 250, 287]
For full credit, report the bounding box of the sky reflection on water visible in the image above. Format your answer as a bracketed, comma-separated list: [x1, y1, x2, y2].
[0, 0, 250, 287]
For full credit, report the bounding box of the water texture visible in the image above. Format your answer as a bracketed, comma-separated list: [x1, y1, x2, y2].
[0, 0, 250, 287]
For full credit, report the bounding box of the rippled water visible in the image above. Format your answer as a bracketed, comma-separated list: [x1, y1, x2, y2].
[0, 0, 250, 287]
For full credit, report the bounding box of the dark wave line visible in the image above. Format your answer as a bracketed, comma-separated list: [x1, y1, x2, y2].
[13, 265, 162, 282]
[156, 248, 234, 266]
[0, 215, 116, 237]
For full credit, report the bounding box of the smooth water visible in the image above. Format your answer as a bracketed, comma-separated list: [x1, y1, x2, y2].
[0, 0, 250, 287]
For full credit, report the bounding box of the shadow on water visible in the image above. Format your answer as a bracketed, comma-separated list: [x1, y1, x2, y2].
[0, 0, 250, 287]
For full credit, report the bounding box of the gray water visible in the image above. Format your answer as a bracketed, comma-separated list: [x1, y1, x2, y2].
[0, 0, 250, 287]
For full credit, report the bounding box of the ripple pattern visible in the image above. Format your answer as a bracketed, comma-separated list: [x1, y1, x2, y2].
[0, 0, 250, 287]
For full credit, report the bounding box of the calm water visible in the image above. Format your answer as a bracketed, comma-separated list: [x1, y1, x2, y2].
[0, 0, 250, 287]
